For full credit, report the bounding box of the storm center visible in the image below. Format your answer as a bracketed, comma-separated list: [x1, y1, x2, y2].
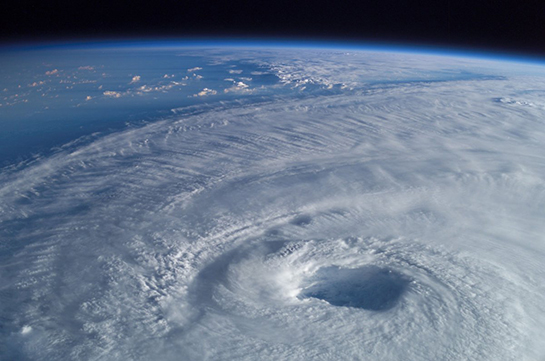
[300, 266, 410, 311]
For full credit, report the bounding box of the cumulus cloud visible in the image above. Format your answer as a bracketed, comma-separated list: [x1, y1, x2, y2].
[192, 88, 217, 97]
[45, 69, 59, 75]
[103, 90, 122, 98]
[130, 75, 141, 84]
[136, 81, 186, 93]
[187, 67, 202, 72]
[29, 81, 46, 87]
[223, 81, 254, 94]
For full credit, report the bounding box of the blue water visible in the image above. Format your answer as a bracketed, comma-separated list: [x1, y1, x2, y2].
[0, 47, 285, 167]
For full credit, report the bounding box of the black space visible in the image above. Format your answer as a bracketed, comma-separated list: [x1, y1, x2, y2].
[1, 0, 545, 57]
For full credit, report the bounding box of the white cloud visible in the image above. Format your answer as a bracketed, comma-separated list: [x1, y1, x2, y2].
[223, 82, 253, 94]
[192, 88, 217, 97]
[136, 81, 186, 93]
[78, 66, 95, 70]
[228, 69, 243, 74]
[29, 81, 46, 87]
[187, 67, 202, 72]
[21, 326, 32, 335]
[103, 91, 122, 98]
[130, 75, 141, 84]
[45, 69, 59, 75]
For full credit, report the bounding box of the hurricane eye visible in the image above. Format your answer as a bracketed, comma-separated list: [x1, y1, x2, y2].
[300, 266, 411, 311]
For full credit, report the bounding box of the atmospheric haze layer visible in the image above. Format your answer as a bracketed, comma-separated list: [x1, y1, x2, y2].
[0, 44, 545, 360]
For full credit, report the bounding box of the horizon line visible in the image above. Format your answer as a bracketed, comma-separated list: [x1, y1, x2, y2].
[1, 37, 545, 66]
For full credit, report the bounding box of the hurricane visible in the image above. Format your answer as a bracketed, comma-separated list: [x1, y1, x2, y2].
[1, 44, 544, 360]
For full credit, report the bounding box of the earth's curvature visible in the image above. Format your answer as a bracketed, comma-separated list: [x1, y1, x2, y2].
[1, 42, 545, 360]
